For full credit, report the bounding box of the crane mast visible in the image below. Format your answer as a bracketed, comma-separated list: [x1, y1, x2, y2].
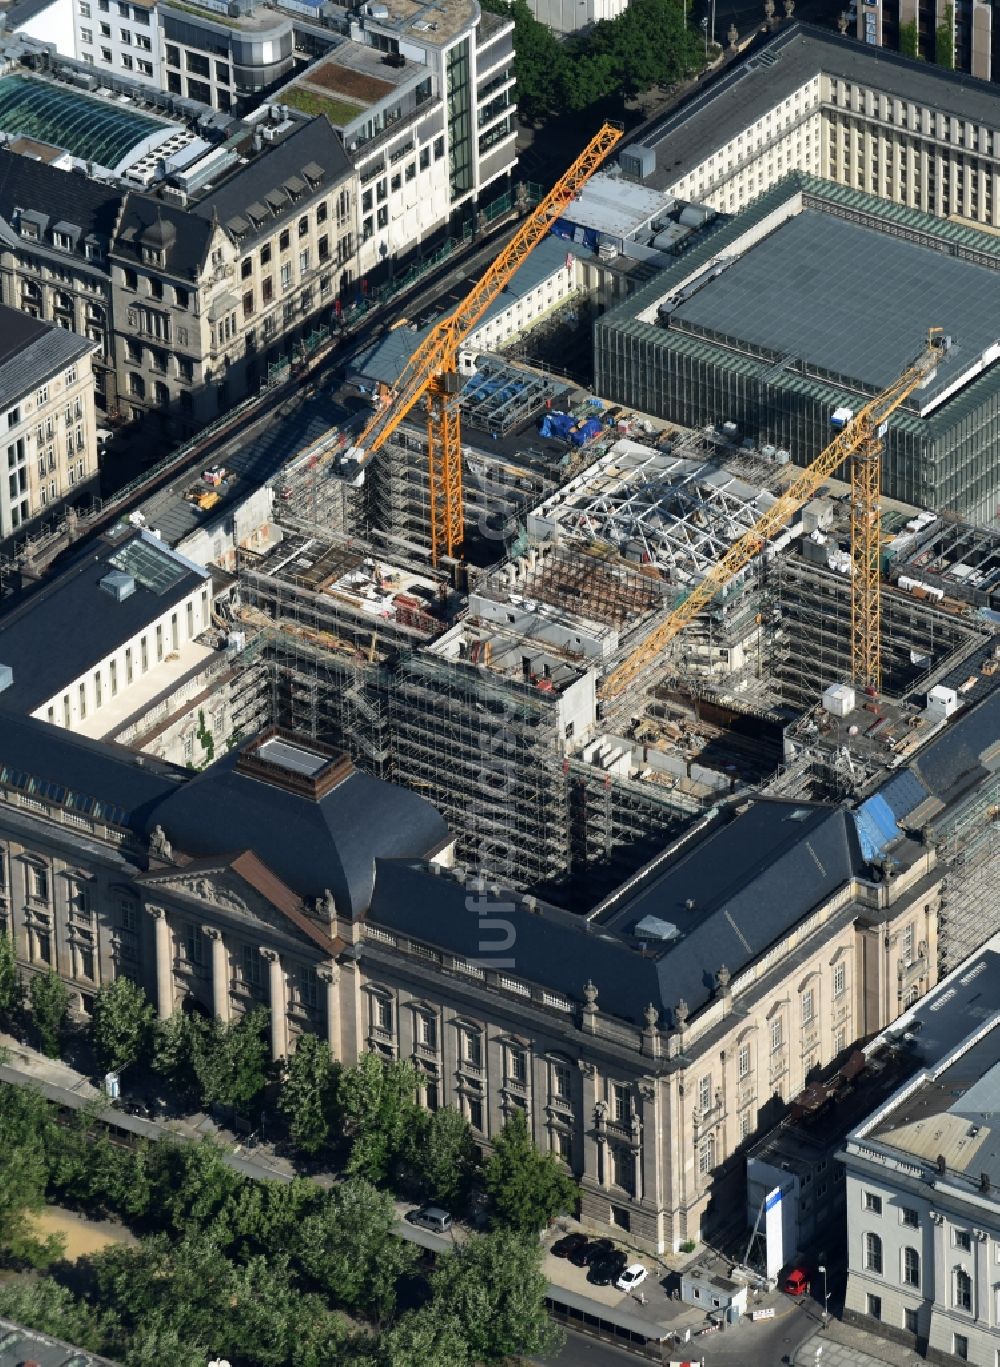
[599, 329, 948, 702]
[341, 120, 624, 564]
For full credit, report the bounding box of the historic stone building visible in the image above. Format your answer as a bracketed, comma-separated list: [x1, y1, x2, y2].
[0, 710, 940, 1252]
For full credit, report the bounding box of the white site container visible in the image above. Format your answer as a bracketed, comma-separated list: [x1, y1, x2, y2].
[926, 685, 959, 720]
[822, 682, 856, 717]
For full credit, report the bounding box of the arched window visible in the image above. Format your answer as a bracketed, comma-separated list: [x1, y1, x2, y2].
[864, 1231, 883, 1274]
[903, 1246, 920, 1287]
[954, 1266, 972, 1311]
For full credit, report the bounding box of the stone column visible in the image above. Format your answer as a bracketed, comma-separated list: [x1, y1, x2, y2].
[579, 1060, 601, 1186]
[202, 927, 230, 1024]
[261, 948, 287, 1059]
[146, 905, 173, 1021]
[318, 963, 339, 1060]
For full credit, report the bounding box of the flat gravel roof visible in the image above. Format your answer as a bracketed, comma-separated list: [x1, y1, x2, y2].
[671, 208, 1000, 404]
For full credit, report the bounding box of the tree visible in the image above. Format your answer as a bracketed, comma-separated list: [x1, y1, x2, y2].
[484, 1108, 577, 1234]
[404, 1104, 475, 1207]
[0, 931, 21, 1021]
[429, 1229, 563, 1362]
[481, 0, 566, 122]
[227, 1175, 321, 1260]
[377, 1307, 470, 1367]
[336, 1052, 423, 1184]
[91, 976, 155, 1073]
[293, 1178, 417, 1319]
[29, 970, 70, 1059]
[277, 1032, 337, 1154]
[191, 1006, 271, 1111]
[152, 1010, 201, 1096]
[146, 1139, 243, 1242]
[899, 19, 920, 57]
[936, 4, 955, 68]
[0, 1277, 115, 1352]
[0, 1085, 63, 1266]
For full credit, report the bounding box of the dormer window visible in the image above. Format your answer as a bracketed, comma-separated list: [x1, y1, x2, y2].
[20, 222, 38, 241]
[142, 246, 163, 266]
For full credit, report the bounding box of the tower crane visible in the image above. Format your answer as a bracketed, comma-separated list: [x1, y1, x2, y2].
[599, 329, 949, 701]
[335, 121, 623, 565]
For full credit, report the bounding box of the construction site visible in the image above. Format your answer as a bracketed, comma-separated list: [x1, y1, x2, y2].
[222, 122, 1000, 956]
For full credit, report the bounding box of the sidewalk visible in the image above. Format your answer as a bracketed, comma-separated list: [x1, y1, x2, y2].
[795, 1318, 926, 1367]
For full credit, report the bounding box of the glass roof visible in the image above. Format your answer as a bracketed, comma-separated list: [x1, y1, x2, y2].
[0, 75, 164, 168]
[109, 538, 189, 595]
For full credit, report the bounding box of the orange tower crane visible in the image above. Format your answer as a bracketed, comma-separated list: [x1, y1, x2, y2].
[600, 329, 949, 702]
[340, 121, 624, 565]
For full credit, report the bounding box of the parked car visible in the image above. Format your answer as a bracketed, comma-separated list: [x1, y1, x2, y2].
[406, 1205, 453, 1234]
[616, 1263, 649, 1293]
[588, 1250, 628, 1286]
[568, 1237, 595, 1267]
[782, 1264, 811, 1296]
[581, 1237, 616, 1266]
[551, 1232, 590, 1260]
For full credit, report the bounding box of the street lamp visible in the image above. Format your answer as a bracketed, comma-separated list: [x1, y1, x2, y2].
[818, 1263, 829, 1322]
[701, 15, 708, 55]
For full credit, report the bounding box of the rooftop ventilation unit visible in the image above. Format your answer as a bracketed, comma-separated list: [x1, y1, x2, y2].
[100, 570, 136, 602]
[633, 914, 682, 943]
[620, 144, 655, 181]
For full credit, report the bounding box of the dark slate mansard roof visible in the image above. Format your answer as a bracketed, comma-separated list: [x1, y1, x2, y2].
[193, 118, 352, 251]
[143, 743, 451, 916]
[368, 799, 867, 1028]
[0, 712, 450, 916]
[0, 147, 123, 255]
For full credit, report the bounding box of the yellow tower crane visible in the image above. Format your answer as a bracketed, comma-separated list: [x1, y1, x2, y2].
[337, 121, 624, 565]
[600, 328, 949, 702]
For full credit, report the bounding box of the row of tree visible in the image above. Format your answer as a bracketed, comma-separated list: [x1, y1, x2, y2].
[1, 951, 580, 1234]
[82, 975, 579, 1228]
[0, 1081, 564, 1366]
[483, 0, 705, 120]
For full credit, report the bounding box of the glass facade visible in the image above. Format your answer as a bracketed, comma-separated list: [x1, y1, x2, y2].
[595, 178, 1000, 524]
[446, 39, 473, 203]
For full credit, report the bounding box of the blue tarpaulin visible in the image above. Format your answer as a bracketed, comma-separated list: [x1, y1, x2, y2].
[853, 793, 902, 861]
[539, 412, 576, 439]
[571, 417, 602, 445]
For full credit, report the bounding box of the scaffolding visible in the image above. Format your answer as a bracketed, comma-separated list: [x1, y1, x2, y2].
[459, 358, 559, 438]
[937, 786, 1000, 976]
[362, 422, 560, 563]
[390, 651, 573, 889]
[768, 556, 983, 713]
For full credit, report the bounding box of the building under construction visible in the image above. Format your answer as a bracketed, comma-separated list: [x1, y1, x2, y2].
[232, 388, 1000, 923]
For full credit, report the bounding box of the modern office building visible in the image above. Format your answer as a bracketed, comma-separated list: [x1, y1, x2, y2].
[595, 173, 1000, 522]
[272, 0, 516, 276]
[0, 305, 98, 537]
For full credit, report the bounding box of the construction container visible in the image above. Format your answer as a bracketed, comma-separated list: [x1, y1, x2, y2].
[926, 685, 959, 720]
[822, 682, 856, 717]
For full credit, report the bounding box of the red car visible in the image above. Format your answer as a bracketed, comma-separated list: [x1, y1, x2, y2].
[783, 1266, 811, 1296]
